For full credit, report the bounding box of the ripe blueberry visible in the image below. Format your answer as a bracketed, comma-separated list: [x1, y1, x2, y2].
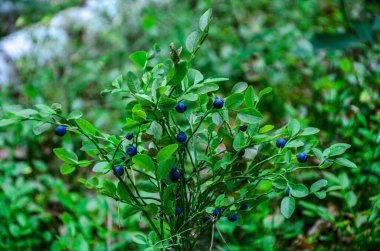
[203, 216, 211, 223]
[169, 165, 180, 181]
[322, 159, 330, 164]
[296, 152, 307, 163]
[213, 208, 221, 217]
[176, 132, 187, 143]
[213, 98, 224, 109]
[285, 188, 290, 196]
[115, 166, 124, 176]
[238, 149, 245, 157]
[175, 207, 182, 216]
[240, 125, 247, 132]
[240, 203, 248, 210]
[227, 214, 238, 222]
[175, 102, 187, 113]
[126, 132, 134, 140]
[276, 138, 286, 148]
[126, 146, 137, 157]
[55, 125, 66, 136]
[361, 167, 369, 175]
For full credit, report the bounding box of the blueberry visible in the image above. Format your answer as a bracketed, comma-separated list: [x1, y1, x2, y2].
[126, 133, 134, 140]
[115, 165, 124, 176]
[175, 102, 187, 113]
[240, 125, 247, 132]
[238, 149, 245, 157]
[203, 216, 211, 223]
[169, 165, 180, 181]
[126, 146, 137, 157]
[176, 132, 187, 143]
[227, 214, 238, 222]
[240, 203, 248, 210]
[296, 152, 307, 163]
[213, 98, 224, 109]
[362, 167, 369, 175]
[285, 188, 290, 196]
[276, 138, 286, 148]
[55, 125, 66, 136]
[175, 207, 182, 216]
[322, 159, 330, 164]
[213, 208, 221, 217]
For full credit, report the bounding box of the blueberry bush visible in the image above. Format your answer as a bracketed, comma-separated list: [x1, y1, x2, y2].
[0, 9, 358, 250]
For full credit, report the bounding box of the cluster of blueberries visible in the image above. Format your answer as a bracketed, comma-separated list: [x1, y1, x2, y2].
[54, 97, 314, 222]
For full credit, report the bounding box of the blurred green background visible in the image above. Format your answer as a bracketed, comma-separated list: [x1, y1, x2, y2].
[0, 0, 379, 250]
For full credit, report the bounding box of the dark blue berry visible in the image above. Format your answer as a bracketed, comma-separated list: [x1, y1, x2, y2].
[55, 125, 66, 136]
[276, 138, 286, 148]
[203, 216, 211, 223]
[169, 165, 180, 181]
[322, 159, 330, 164]
[115, 166, 124, 176]
[176, 132, 187, 143]
[362, 167, 369, 175]
[285, 188, 290, 196]
[213, 208, 221, 217]
[240, 203, 248, 210]
[238, 149, 245, 157]
[240, 125, 247, 132]
[227, 214, 238, 222]
[175, 207, 182, 216]
[126, 146, 137, 157]
[126, 133, 134, 140]
[213, 98, 224, 109]
[175, 102, 187, 113]
[296, 152, 307, 163]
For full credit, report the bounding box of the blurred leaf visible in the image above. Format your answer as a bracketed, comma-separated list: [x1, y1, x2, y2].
[60, 164, 76, 175]
[67, 111, 83, 120]
[311, 33, 363, 51]
[33, 122, 51, 135]
[334, 158, 357, 168]
[129, 51, 147, 68]
[310, 179, 328, 193]
[186, 31, 200, 53]
[199, 8, 212, 31]
[281, 197, 295, 219]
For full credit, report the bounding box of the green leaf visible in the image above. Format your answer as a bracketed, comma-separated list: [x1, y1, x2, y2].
[75, 118, 97, 136]
[326, 143, 351, 157]
[53, 148, 78, 164]
[129, 51, 147, 68]
[33, 122, 51, 135]
[334, 158, 357, 168]
[288, 119, 300, 136]
[244, 86, 257, 107]
[259, 87, 272, 98]
[237, 108, 263, 124]
[233, 132, 245, 151]
[137, 182, 159, 193]
[203, 78, 228, 84]
[117, 182, 131, 201]
[132, 154, 155, 172]
[132, 233, 148, 245]
[225, 93, 244, 109]
[299, 127, 320, 136]
[92, 162, 110, 172]
[168, 61, 189, 87]
[215, 194, 225, 207]
[35, 104, 56, 115]
[186, 31, 200, 53]
[102, 179, 117, 196]
[67, 111, 83, 120]
[310, 179, 328, 193]
[290, 184, 309, 198]
[312, 148, 323, 161]
[111, 75, 123, 88]
[272, 178, 287, 190]
[285, 140, 304, 148]
[13, 109, 38, 118]
[314, 191, 327, 199]
[281, 197, 295, 219]
[157, 144, 178, 163]
[199, 8, 212, 31]
[190, 83, 219, 94]
[259, 125, 274, 134]
[126, 71, 140, 93]
[231, 82, 248, 93]
[0, 119, 16, 127]
[60, 164, 76, 175]
[158, 97, 177, 111]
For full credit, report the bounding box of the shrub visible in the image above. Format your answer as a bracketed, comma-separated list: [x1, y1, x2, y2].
[0, 9, 356, 250]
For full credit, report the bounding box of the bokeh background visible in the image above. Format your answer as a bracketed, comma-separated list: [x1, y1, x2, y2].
[0, 0, 379, 250]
